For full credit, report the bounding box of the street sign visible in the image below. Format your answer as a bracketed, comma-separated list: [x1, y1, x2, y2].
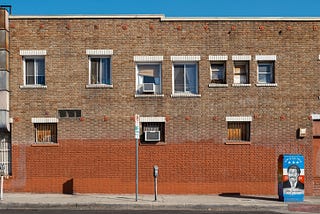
[135, 114, 140, 139]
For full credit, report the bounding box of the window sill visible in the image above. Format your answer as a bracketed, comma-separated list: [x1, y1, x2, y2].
[31, 143, 59, 147]
[135, 94, 164, 98]
[86, 84, 113, 89]
[232, 84, 251, 87]
[140, 141, 166, 146]
[256, 83, 278, 87]
[20, 85, 47, 89]
[225, 141, 251, 145]
[171, 93, 201, 98]
[208, 83, 228, 88]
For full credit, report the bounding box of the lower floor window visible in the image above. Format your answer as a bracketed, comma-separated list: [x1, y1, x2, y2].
[142, 122, 165, 143]
[227, 121, 250, 141]
[35, 123, 57, 143]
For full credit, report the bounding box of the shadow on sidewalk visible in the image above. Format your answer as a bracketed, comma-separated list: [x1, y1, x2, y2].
[218, 193, 280, 202]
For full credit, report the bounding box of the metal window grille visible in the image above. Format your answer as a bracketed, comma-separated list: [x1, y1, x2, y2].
[228, 122, 250, 141]
[142, 122, 165, 142]
[0, 133, 11, 175]
[35, 123, 57, 143]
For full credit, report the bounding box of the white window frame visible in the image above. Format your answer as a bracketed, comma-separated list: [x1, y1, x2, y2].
[22, 56, 46, 87]
[135, 63, 162, 96]
[86, 49, 113, 88]
[172, 62, 200, 97]
[19, 50, 47, 89]
[88, 56, 112, 86]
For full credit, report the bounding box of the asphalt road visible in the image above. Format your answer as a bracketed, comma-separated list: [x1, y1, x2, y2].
[0, 210, 281, 214]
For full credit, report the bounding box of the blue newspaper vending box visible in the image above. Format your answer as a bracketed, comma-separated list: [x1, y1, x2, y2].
[278, 154, 304, 202]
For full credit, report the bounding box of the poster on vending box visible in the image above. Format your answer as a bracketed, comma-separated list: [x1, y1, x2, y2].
[280, 154, 304, 202]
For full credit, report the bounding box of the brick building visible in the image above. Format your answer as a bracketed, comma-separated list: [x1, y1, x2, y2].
[0, 8, 320, 195]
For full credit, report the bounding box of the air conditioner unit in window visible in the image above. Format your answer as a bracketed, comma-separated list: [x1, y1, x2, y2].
[142, 83, 155, 93]
[145, 131, 160, 141]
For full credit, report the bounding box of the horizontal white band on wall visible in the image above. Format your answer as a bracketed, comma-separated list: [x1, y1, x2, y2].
[226, 116, 252, 122]
[86, 49, 113, 55]
[31, 118, 59, 123]
[171, 56, 201, 61]
[255, 55, 277, 61]
[20, 50, 47, 56]
[208, 55, 228, 61]
[232, 55, 251, 61]
[134, 56, 164, 62]
[311, 114, 320, 120]
[140, 117, 166, 123]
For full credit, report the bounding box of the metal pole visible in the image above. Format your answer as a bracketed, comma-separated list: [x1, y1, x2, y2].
[0, 175, 3, 200]
[135, 138, 138, 202]
[154, 176, 157, 201]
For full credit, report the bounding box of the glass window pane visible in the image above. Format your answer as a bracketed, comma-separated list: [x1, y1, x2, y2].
[186, 64, 197, 93]
[90, 58, 99, 84]
[101, 58, 110, 84]
[174, 65, 184, 92]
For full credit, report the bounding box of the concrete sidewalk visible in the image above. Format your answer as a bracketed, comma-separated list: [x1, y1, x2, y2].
[0, 193, 320, 213]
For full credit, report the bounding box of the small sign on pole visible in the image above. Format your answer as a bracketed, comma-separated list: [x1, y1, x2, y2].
[135, 114, 140, 139]
[134, 114, 140, 202]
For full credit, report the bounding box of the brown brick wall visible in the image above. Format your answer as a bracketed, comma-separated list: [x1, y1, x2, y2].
[6, 16, 320, 195]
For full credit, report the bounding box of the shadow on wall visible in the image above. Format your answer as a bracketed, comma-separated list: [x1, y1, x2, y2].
[63, 178, 73, 194]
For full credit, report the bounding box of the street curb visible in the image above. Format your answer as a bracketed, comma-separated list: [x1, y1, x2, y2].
[0, 203, 289, 212]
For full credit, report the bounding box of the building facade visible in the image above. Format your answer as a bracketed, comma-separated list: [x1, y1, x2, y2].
[0, 8, 320, 195]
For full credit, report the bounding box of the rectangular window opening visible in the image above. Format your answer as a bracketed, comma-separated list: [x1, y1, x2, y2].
[227, 121, 250, 142]
[34, 123, 57, 144]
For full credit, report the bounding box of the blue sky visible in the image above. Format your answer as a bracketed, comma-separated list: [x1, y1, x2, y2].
[1, 0, 319, 17]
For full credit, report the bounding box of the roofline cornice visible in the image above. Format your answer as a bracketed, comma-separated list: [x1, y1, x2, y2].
[8, 14, 320, 21]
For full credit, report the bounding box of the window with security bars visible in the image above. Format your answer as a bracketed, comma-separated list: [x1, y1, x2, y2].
[141, 122, 165, 143]
[35, 123, 57, 143]
[0, 133, 11, 176]
[227, 121, 250, 141]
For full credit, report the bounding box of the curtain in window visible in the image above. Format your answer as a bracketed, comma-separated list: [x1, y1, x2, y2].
[101, 58, 111, 84]
[186, 64, 197, 93]
[26, 59, 35, 85]
[36, 58, 45, 85]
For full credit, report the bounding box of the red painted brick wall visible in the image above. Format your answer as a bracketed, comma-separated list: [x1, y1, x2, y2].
[4, 140, 312, 195]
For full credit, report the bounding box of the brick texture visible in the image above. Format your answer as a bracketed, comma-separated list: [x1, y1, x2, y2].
[5, 16, 320, 195]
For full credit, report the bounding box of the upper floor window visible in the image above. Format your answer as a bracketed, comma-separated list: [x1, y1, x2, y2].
[89, 57, 111, 85]
[256, 55, 277, 86]
[136, 63, 162, 95]
[20, 50, 47, 88]
[24, 57, 45, 85]
[171, 56, 200, 97]
[211, 62, 226, 84]
[86, 49, 113, 88]
[258, 62, 274, 83]
[233, 61, 249, 84]
[173, 63, 198, 94]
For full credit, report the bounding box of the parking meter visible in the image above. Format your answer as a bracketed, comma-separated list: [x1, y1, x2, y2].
[153, 165, 158, 201]
[153, 165, 159, 178]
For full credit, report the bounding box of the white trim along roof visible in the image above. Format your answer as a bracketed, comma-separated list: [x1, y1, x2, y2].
[9, 15, 320, 21]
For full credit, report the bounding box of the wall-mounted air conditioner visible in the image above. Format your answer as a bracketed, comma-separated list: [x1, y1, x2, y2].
[145, 131, 160, 141]
[142, 83, 155, 93]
